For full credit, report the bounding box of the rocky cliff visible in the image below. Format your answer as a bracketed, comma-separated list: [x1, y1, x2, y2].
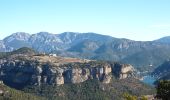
[0, 54, 135, 87]
[1, 32, 170, 73]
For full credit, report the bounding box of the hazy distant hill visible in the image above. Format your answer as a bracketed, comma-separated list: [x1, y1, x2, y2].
[122, 46, 170, 71]
[1, 32, 170, 71]
[154, 36, 170, 44]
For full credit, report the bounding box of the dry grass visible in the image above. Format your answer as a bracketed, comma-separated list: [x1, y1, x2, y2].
[12, 54, 91, 66]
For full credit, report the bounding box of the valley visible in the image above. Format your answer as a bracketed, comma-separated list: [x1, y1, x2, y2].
[0, 47, 156, 100]
[0, 32, 170, 99]
[2, 0, 170, 99]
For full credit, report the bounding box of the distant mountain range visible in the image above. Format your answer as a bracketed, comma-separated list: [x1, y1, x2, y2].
[1, 32, 170, 71]
[154, 36, 170, 44]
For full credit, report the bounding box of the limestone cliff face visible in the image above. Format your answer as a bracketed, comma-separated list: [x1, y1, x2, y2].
[112, 63, 135, 79]
[0, 59, 135, 87]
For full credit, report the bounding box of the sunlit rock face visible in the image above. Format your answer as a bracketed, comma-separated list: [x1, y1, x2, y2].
[112, 63, 134, 79]
[0, 55, 135, 87]
[56, 75, 64, 85]
[119, 64, 134, 79]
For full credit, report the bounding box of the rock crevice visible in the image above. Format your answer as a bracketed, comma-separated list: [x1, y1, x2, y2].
[0, 60, 135, 86]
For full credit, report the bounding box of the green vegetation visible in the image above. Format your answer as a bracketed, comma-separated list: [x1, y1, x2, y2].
[156, 80, 170, 100]
[12, 47, 36, 54]
[24, 79, 114, 100]
[123, 93, 148, 100]
[0, 52, 8, 59]
[122, 47, 170, 72]
[0, 47, 36, 59]
[23, 78, 155, 100]
[123, 93, 137, 100]
[0, 47, 156, 100]
[0, 84, 45, 100]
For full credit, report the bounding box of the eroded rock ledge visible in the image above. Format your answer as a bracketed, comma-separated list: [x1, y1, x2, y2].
[0, 55, 135, 86]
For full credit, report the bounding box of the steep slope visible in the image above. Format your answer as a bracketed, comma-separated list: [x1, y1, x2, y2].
[3, 32, 31, 51]
[0, 53, 135, 88]
[0, 41, 6, 51]
[29, 32, 64, 52]
[154, 36, 170, 44]
[152, 60, 170, 79]
[58, 32, 115, 44]
[159, 73, 170, 80]
[122, 45, 170, 72]
[1, 32, 170, 72]
[0, 32, 126, 53]
[0, 83, 45, 100]
[23, 78, 155, 100]
[0, 48, 155, 100]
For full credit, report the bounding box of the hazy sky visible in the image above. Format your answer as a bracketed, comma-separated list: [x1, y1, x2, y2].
[0, 0, 170, 41]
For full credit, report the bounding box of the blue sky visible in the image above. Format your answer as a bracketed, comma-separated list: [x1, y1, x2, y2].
[0, 0, 170, 41]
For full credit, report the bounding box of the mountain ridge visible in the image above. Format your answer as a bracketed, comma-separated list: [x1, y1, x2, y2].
[154, 36, 170, 44]
[1, 32, 170, 72]
[0, 48, 155, 99]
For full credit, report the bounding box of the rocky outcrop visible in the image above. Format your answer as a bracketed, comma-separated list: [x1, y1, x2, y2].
[112, 63, 134, 79]
[71, 68, 87, 83]
[102, 75, 112, 84]
[1, 32, 170, 74]
[0, 58, 135, 87]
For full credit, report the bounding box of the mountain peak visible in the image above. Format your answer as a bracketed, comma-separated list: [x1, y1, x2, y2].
[59, 32, 79, 38]
[1, 32, 170, 73]
[4, 32, 30, 43]
[36, 32, 52, 36]
[58, 32, 80, 43]
[10, 32, 30, 38]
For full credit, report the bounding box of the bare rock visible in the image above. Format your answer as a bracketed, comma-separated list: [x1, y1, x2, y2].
[102, 75, 112, 84]
[56, 75, 64, 85]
